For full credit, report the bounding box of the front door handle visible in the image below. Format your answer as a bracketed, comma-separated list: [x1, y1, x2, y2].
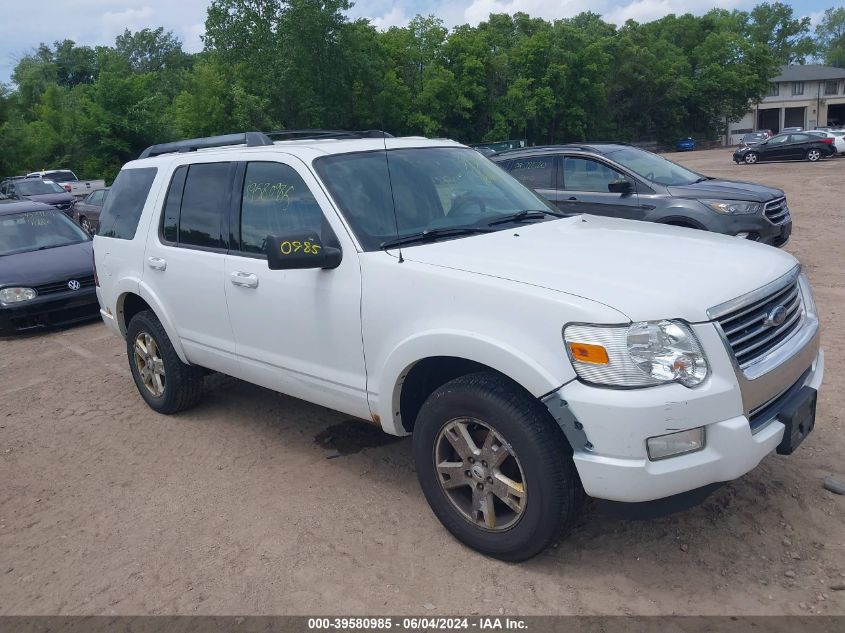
[566, 196, 578, 201]
[230, 271, 259, 289]
[146, 256, 167, 271]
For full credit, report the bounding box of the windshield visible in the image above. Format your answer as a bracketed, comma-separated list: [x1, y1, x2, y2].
[17, 180, 66, 195]
[315, 147, 555, 250]
[0, 210, 89, 256]
[605, 147, 703, 186]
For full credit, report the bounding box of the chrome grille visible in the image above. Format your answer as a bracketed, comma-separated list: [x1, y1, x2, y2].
[715, 278, 804, 369]
[764, 197, 789, 224]
[35, 275, 95, 296]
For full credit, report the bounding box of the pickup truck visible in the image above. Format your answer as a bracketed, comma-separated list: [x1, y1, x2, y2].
[26, 170, 106, 198]
[93, 131, 824, 561]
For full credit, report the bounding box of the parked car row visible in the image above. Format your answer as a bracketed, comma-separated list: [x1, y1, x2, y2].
[25, 169, 106, 198]
[0, 175, 109, 235]
[733, 131, 837, 164]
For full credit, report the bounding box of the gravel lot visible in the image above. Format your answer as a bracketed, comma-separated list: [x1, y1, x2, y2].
[0, 148, 843, 616]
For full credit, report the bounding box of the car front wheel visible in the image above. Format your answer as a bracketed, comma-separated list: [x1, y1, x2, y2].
[126, 310, 204, 414]
[744, 152, 758, 164]
[807, 148, 822, 162]
[413, 372, 583, 561]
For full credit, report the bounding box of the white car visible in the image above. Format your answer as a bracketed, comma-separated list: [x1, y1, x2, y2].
[26, 169, 106, 197]
[93, 131, 823, 561]
[808, 130, 845, 154]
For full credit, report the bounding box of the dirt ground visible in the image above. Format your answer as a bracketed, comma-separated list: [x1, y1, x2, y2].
[0, 148, 843, 616]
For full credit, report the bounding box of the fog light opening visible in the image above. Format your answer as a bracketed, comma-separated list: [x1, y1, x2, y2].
[647, 427, 705, 461]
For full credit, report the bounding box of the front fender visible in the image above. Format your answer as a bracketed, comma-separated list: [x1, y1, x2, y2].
[375, 329, 573, 436]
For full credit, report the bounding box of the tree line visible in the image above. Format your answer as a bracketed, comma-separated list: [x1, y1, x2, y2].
[1, 1, 844, 181]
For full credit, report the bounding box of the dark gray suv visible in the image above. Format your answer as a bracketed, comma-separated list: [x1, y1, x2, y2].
[492, 144, 791, 247]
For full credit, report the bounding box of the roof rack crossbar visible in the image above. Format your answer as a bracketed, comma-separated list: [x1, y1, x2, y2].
[138, 132, 274, 159]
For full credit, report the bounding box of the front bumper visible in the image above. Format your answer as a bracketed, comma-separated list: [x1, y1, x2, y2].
[0, 288, 100, 335]
[544, 321, 823, 503]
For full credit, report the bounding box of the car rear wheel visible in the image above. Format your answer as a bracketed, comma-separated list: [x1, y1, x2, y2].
[126, 310, 204, 414]
[412, 371, 583, 561]
[744, 152, 758, 164]
[807, 149, 822, 162]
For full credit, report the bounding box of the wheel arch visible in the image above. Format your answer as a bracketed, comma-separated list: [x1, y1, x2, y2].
[657, 215, 707, 230]
[116, 287, 190, 364]
[377, 333, 569, 436]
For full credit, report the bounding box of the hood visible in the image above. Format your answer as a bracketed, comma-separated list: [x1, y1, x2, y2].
[667, 178, 783, 202]
[24, 193, 76, 206]
[398, 216, 797, 322]
[0, 241, 93, 288]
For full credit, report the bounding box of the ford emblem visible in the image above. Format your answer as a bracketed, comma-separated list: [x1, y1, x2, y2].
[68, 280, 81, 291]
[764, 305, 787, 327]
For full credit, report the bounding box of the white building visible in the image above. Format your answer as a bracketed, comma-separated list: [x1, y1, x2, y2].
[727, 64, 845, 145]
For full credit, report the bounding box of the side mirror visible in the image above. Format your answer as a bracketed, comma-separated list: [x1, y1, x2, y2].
[265, 232, 342, 271]
[607, 179, 632, 194]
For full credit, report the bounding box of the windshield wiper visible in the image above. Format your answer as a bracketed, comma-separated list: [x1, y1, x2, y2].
[487, 209, 565, 226]
[691, 177, 710, 184]
[380, 226, 494, 250]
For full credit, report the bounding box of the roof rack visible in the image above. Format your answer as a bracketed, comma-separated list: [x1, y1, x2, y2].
[139, 132, 273, 159]
[265, 129, 393, 140]
[138, 129, 395, 159]
[492, 142, 632, 156]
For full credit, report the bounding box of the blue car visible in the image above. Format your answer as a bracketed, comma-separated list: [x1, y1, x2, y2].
[676, 137, 696, 151]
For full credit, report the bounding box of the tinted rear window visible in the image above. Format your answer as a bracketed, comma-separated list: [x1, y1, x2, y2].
[177, 163, 232, 249]
[98, 167, 157, 240]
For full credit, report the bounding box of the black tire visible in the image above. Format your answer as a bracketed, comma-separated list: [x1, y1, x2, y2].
[126, 310, 204, 414]
[412, 371, 583, 561]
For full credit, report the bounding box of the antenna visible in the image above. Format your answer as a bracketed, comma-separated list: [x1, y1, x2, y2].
[381, 129, 403, 263]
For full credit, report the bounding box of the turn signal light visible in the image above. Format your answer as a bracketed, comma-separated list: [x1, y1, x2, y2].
[567, 342, 609, 365]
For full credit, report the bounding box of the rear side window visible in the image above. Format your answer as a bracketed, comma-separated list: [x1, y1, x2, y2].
[508, 156, 554, 189]
[179, 163, 231, 249]
[159, 163, 232, 250]
[98, 167, 157, 240]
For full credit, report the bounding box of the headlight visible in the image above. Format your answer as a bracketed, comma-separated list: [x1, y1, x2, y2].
[798, 272, 817, 319]
[0, 287, 37, 305]
[564, 320, 709, 388]
[701, 199, 762, 215]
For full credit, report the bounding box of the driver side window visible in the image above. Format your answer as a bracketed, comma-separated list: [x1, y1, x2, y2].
[563, 157, 626, 193]
[239, 162, 326, 256]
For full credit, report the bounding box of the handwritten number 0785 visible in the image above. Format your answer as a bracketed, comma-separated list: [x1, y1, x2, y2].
[280, 240, 321, 255]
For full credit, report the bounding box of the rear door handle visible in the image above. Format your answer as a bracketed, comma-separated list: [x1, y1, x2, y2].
[230, 271, 259, 289]
[566, 196, 578, 201]
[146, 256, 167, 271]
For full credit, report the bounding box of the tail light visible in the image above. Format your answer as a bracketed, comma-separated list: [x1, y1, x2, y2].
[822, 138, 833, 144]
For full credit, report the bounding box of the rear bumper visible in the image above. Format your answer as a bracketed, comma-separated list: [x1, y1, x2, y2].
[0, 288, 99, 335]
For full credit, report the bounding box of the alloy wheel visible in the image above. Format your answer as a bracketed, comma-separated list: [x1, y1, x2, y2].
[745, 153, 758, 164]
[434, 418, 527, 531]
[808, 149, 821, 162]
[133, 331, 166, 397]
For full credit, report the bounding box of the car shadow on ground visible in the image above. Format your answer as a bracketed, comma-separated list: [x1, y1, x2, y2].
[188, 370, 801, 582]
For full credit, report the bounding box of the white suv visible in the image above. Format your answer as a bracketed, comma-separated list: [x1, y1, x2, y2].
[94, 131, 824, 561]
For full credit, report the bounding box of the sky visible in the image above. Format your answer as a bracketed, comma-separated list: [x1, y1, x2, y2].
[0, 0, 834, 85]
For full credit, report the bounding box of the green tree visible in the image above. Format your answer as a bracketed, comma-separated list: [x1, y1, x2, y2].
[815, 7, 845, 68]
[747, 2, 815, 64]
